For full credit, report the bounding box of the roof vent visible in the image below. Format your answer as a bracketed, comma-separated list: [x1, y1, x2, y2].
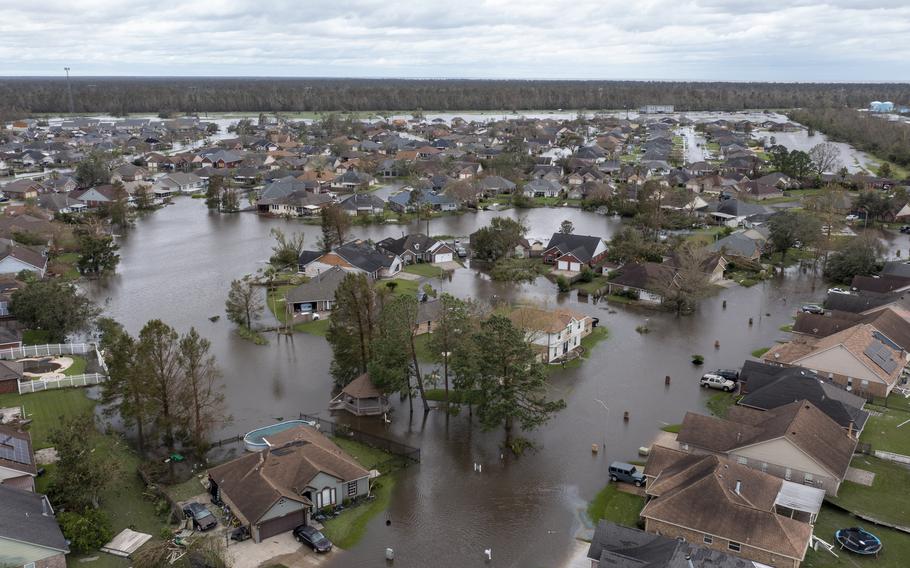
[735, 480, 742, 495]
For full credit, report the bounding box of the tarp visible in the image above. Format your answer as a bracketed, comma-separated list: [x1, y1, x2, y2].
[101, 528, 153, 557]
[775, 480, 825, 516]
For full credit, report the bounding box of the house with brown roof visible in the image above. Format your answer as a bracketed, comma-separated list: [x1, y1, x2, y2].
[675, 400, 857, 496]
[0, 239, 47, 278]
[508, 306, 593, 363]
[762, 323, 906, 397]
[642, 446, 815, 568]
[208, 424, 370, 543]
[605, 262, 678, 304]
[0, 425, 37, 491]
[0, 360, 23, 395]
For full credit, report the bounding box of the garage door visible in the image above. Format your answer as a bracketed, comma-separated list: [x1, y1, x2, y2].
[434, 253, 453, 263]
[570, 262, 581, 272]
[257, 510, 305, 541]
[557, 260, 569, 270]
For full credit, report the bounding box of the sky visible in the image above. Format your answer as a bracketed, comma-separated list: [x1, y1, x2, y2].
[1, 0, 909, 81]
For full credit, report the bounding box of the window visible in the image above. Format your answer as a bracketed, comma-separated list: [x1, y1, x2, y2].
[784, 468, 792, 481]
[761, 462, 768, 472]
[728, 542, 741, 553]
[804, 473, 814, 485]
[736, 456, 748, 465]
[347, 480, 357, 497]
[703, 535, 713, 544]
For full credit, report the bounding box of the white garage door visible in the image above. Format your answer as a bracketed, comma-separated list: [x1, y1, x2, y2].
[435, 253, 453, 263]
[557, 260, 569, 270]
[570, 262, 582, 272]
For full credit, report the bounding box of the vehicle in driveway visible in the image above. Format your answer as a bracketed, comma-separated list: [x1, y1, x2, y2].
[828, 287, 851, 295]
[700, 373, 736, 392]
[182, 502, 217, 531]
[609, 462, 646, 487]
[900, 225, 910, 234]
[455, 245, 467, 258]
[712, 369, 740, 382]
[801, 304, 825, 315]
[293, 525, 333, 553]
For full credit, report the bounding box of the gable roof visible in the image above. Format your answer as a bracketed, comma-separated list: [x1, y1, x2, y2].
[0, 425, 37, 476]
[543, 233, 604, 263]
[0, 486, 68, 553]
[286, 266, 347, 304]
[609, 262, 677, 291]
[508, 306, 589, 334]
[332, 240, 399, 273]
[0, 239, 46, 271]
[377, 234, 440, 257]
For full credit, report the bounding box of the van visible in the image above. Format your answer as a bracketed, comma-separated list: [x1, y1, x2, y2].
[609, 462, 645, 487]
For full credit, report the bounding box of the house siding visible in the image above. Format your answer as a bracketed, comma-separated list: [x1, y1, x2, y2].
[306, 472, 369, 510]
[643, 518, 800, 568]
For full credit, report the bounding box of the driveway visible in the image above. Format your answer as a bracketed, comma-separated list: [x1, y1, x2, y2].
[226, 531, 328, 568]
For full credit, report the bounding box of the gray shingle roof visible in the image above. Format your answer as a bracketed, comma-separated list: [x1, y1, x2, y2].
[0, 486, 68, 553]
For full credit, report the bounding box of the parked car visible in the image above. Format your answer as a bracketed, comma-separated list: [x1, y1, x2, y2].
[229, 526, 251, 542]
[699, 373, 736, 392]
[801, 304, 825, 315]
[608, 462, 646, 487]
[182, 502, 217, 531]
[846, 214, 860, 222]
[901, 226, 910, 234]
[711, 369, 740, 382]
[455, 245, 468, 258]
[293, 525, 333, 553]
[828, 287, 851, 295]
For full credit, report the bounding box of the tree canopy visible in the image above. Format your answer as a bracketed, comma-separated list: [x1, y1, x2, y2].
[10, 279, 99, 342]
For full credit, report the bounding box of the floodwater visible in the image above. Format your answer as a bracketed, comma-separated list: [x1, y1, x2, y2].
[752, 129, 876, 173]
[84, 198, 829, 567]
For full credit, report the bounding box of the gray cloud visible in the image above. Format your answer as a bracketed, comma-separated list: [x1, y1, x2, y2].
[0, 0, 907, 80]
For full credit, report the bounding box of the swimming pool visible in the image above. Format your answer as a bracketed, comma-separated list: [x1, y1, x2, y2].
[242, 419, 317, 452]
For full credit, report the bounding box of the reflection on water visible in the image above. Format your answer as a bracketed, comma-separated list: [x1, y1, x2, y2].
[85, 198, 831, 567]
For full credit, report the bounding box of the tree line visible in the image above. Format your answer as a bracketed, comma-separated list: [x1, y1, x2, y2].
[1, 77, 908, 116]
[788, 108, 910, 170]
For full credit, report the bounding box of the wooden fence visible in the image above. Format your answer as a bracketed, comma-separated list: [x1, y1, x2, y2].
[18, 373, 106, 394]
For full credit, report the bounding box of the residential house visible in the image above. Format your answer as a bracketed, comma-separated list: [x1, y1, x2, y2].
[676, 400, 858, 496]
[284, 266, 347, 317]
[338, 193, 385, 216]
[376, 234, 455, 265]
[738, 360, 869, 434]
[523, 178, 562, 198]
[0, 239, 46, 278]
[69, 185, 124, 208]
[331, 170, 373, 190]
[299, 240, 402, 280]
[708, 199, 768, 228]
[0, 486, 69, 568]
[641, 447, 815, 568]
[541, 233, 608, 272]
[0, 360, 23, 395]
[708, 231, 764, 262]
[208, 425, 370, 543]
[605, 262, 678, 303]
[110, 163, 147, 183]
[586, 520, 748, 568]
[387, 188, 457, 213]
[0, 425, 37, 491]
[152, 172, 205, 195]
[477, 175, 516, 195]
[37, 193, 87, 217]
[762, 323, 906, 397]
[257, 191, 333, 217]
[329, 373, 391, 417]
[1, 180, 41, 201]
[508, 306, 593, 363]
[38, 177, 77, 194]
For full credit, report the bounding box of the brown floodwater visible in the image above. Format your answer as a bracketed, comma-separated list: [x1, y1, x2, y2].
[85, 198, 834, 567]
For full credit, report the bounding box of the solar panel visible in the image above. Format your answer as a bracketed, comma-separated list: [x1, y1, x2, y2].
[864, 341, 899, 375]
[0, 435, 31, 465]
[873, 331, 901, 351]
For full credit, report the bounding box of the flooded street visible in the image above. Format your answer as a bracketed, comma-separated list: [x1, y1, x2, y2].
[84, 198, 832, 567]
[752, 129, 876, 173]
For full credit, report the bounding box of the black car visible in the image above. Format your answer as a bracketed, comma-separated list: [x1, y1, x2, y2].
[293, 524, 333, 553]
[713, 369, 740, 382]
[229, 526, 251, 542]
[900, 226, 910, 234]
[800, 304, 825, 315]
[182, 502, 217, 531]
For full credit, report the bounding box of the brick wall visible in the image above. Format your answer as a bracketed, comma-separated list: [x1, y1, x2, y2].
[36, 553, 67, 568]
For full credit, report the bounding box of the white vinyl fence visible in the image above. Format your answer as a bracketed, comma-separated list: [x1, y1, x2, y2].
[18, 373, 107, 394]
[0, 343, 93, 360]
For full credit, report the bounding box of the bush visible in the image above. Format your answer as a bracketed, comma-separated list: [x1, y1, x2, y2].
[691, 354, 704, 365]
[58, 509, 113, 554]
[579, 266, 595, 283]
[556, 275, 570, 293]
[511, 194, 532, 208]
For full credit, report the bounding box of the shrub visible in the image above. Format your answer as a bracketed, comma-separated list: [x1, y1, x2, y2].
[579, 265, 595, 283]
[556, 275, 570, 293]
[691, 354, 705, 365]
[58, 509, 113, 554]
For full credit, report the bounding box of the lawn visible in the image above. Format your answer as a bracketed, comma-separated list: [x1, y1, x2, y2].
[52, 252, 81, 280]
[413, 333, 435, 363]
[660, 424, 681, 433]
[22, 329, 51, 345]
[765, 247, 816, 267]
[330, 437, 394, 470]
[828, 457, 910, 528]
[163, 474, 209, 504]
[403, 263, 448, 278]
[686, 226, 729, 246]
[860, 409, 910, 456]
[586, 483, 645, 527]
[63, 355, 88, 376]
[0, 388, 96, 448]
[573, 275, 607, 294]
[804, 505, 910, 568]
[378, 278, 420, 298]
[751, 347, 770, 358]
[705, 392, 738, 418]
[266, 285, 331, 336]
[322, 473, 397, 550]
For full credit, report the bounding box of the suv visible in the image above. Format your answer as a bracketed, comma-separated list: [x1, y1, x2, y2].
[609, 462, 646, 487]
[700, 373, 736, 392]
[182, 502, 217, 531]
[712, 369, 739, 382]
[800, 304, 824, 315]
[293, 525, 333, 553]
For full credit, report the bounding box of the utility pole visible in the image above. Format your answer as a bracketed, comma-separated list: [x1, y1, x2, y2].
[64, 67, 74, 114]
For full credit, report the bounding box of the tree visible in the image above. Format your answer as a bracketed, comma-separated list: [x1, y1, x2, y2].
[427, 294, 480, 405]
[824, 236, 884, 284]
[133, 184, 155, 210]
[10, 279, 99, 342]
[104, 181, 131, 227]
[658, 244, 712, 315]
[855, 190, 892, 223]
[879, 162, 893, 178]
[178, 328, 229, 455]
[76, 226, 120, 275]
[205, 175, 223, 210]
[75, 152, 110, 188]
[559, 219, 575, 234]
[767, 210, 821, 264]
[136, 320, 183, 461]
[326, 273, 377, 387]
[58, 509, 113, 554]
[318, 204, 351, 251]
[269, 228, 306, 270]
[47, 415, 114, 510]
[98, 318, 151, 455]
[368, 296, 416, 407]
[225, 275, 263, 330]
[459, 315, 565, 452]
[769, 145, 813, 179]
[470, 217, 527, 261]
[220, 188, 240, 212]
[606, 228, 664, 264]
[808, 142, 842, 175]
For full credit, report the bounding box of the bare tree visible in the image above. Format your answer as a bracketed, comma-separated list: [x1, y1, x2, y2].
[225, 275, 263, 330]
[808, 142, 842, 175]
[178, 328, 230, 455]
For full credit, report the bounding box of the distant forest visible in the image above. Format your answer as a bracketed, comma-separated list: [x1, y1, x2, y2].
[789, 107, 910, 168]
[0, 78, 909, 117]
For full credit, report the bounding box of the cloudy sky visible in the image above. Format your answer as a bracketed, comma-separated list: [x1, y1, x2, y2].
[1, 0, 908, 81]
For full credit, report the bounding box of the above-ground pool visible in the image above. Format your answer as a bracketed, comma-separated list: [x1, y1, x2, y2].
[242, 419, 316, 452]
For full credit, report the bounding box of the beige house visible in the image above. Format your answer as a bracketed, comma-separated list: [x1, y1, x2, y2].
[763, 323, 905, 397]
[676, 400, 857, 496]
[508, 306, 593, 363]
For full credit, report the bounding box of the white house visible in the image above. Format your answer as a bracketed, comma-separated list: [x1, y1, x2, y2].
[508, 306, 594, 363]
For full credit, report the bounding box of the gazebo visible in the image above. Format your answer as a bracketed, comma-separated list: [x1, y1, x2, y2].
[329, 373, 391, 417]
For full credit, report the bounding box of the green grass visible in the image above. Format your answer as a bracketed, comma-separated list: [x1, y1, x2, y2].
[403, 263, 447, 278]
[63, 355, 87, 376]
[604, 294, 635, 305]
[322, 473, 397, 550]
[295, 318, 330, 336]
[686, 226, 728, 246]
[828, 457, 910, 528]
[860, 410, 910, 456]
[162, 475, 208, 504]
[561, 327, 610, 370]
[661, 424, 681, 433]
[53, 252, 81, 280]
[586, 483, 645, 527]
[706, 392, 738, 418]
[751, 347, 770, 358]
[413, 333, 435, 363]
[266, 284, 332, 335]
[804, 505, 910, 568]
[489, 258, 550, 282]
[765, 247, 816, 267]
[779, 324, 794, 332]
[236, 326, 268, 345]
[0, 388, 96, 448]
[22, 329, 51, 345]
[572, 276, 607, 294]
[330, 437, 394, 470]
[379, 278, 420, 298]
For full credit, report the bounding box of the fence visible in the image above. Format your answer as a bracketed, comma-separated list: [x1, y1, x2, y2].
[0, 343, 94, 360]
[18, 373, 106, 394]
[300, 413, 421, 464]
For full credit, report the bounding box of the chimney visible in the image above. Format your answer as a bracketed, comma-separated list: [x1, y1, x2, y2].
[735, 480, 742, 495]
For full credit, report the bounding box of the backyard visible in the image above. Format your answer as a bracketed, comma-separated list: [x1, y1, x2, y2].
[586, 482, 645, 528]
[804, 505, 910, 568]
[828, 456, 910, 528]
